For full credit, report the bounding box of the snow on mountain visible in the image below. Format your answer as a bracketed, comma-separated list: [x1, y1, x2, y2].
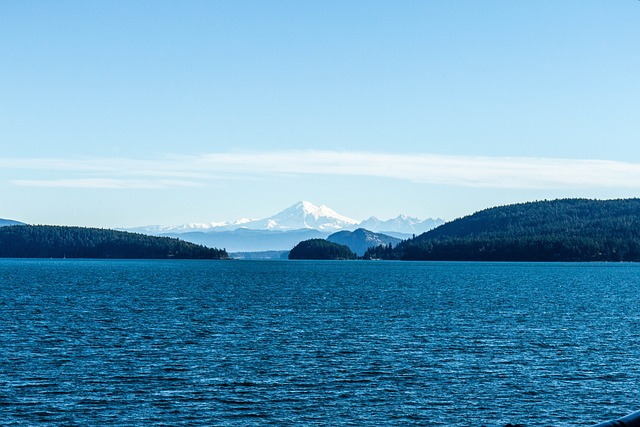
[359, 215, 444, 235]
[124, 218, 253, 235]
[242, 201, 359, 231]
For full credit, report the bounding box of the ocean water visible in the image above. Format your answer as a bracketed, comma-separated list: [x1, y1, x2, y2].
[1, 259, 639, 426]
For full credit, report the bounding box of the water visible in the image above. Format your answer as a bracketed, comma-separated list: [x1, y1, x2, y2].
[1, 259, 639, 426]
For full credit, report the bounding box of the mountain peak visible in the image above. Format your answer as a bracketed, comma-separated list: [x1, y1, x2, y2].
[296, 200, 317, 210]
[257, 201, 358, 230]
[291, 201, 324, 215]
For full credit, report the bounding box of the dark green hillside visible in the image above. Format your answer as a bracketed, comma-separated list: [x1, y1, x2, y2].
[0, 225, 228, 259]
[365, 199, 640, 262]
[289, 239, 356, 260]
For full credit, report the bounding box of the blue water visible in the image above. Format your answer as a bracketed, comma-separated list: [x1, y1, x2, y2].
[1, 260, 639, 426]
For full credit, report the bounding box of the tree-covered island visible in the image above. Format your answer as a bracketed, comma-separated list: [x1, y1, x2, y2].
[289, 239, 356, 260]
[0, 225, 228, 259]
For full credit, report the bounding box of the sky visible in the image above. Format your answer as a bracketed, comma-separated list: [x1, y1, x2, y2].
[2, 0, 640, 227]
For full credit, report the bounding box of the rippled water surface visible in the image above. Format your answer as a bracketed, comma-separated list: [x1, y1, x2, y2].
[1, 259, 639, 426]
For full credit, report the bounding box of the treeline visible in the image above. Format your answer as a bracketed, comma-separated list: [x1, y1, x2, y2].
[0, 225, 228, 259]
[364, 199, 640, 262]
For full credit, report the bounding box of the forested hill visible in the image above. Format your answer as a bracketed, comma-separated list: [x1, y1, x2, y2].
[365, 199, 640, 262]
[0, 225, 228, 259]
[0, 218, 24, 227]
[289, 239, 356, 260]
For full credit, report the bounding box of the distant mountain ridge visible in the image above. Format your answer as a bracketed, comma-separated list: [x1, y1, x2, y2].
[0, 218, 25, 227]
[327, 228, 401, 256]
[358, 215, 444, 236]
[125, 201, 443, 236]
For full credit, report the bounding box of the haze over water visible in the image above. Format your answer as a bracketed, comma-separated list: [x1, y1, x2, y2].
[2, 259, 638, 426]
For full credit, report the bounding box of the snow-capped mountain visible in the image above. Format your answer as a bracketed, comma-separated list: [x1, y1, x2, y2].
[124, 201, 443, 236]
[123, 201, 445, 252]
[242, 201, 359, 231]
[126, 201, 359, 235]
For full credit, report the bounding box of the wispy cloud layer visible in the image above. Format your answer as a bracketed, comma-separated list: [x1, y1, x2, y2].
[12, 178, 202, 189]
[5, 151, 640, 190]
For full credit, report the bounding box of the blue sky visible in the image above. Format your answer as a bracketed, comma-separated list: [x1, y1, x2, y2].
[2, 1, 640, 227]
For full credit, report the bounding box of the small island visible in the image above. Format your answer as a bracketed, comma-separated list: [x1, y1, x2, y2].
[0, 225, 228, 259]
[289, 239, 356, 260]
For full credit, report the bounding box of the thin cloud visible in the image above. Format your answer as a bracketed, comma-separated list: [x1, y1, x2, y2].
[12, 178, 202, 189]
[186, 151, 640, 189]
[5, 151, 640, 189]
